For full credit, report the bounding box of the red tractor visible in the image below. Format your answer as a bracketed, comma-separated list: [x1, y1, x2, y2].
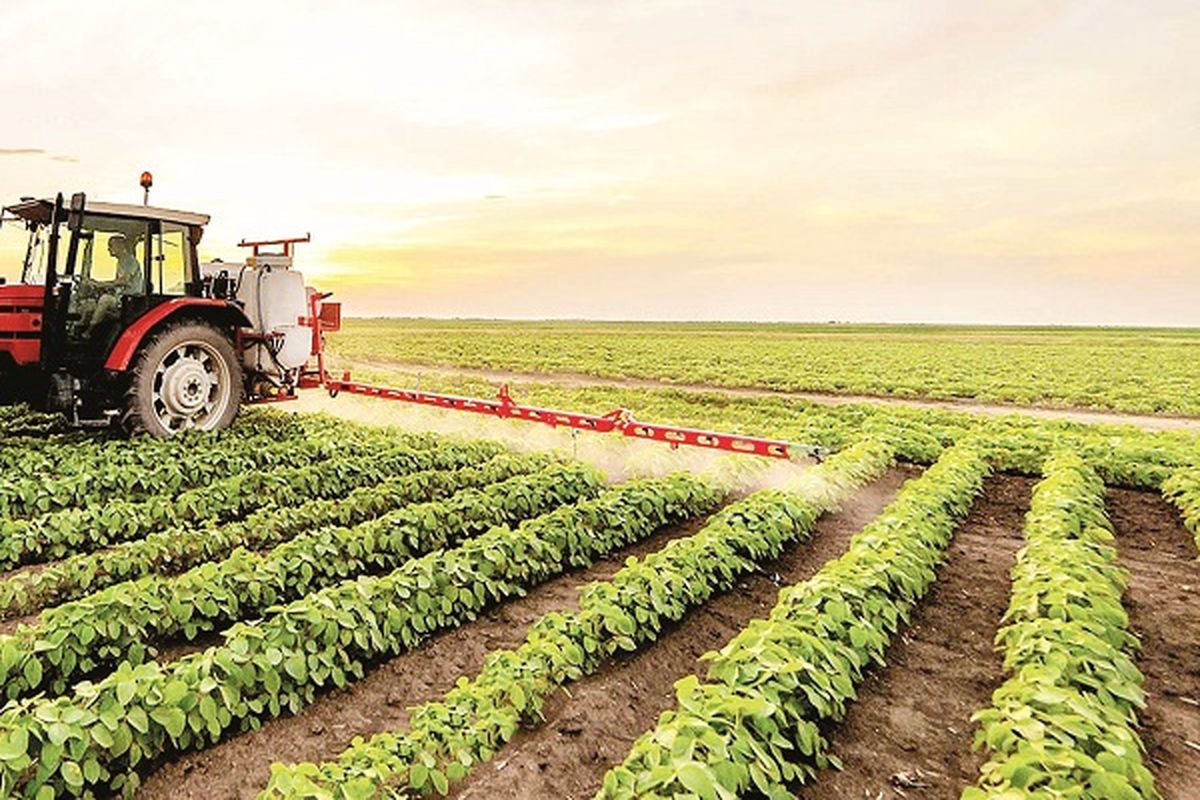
[0, 189, 338, 435]
[0, 181, 798, 459]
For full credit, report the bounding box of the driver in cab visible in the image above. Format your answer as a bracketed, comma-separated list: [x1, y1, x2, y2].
[84, 235, 143, 336]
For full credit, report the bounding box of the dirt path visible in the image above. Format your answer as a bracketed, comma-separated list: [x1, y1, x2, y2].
[1108, 489, 1200, 799]
[446, 466, 921, 800]
[795, 475, 1031, 799]
[344, 358, 1200, 433]
[136, 510, 725, 800]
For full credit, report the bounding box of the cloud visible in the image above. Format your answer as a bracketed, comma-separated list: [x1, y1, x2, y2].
[0, 148, 78, 162]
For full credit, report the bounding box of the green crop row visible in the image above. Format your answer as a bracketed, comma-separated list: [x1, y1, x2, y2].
[0, 404, 70, 439]
[0, 453, 557, 619]
[0, 473, 717, 797]
[594, 442, 988, 799]
[963, 453, 1158, 799]
[0, 434, 499, 569]
[258, 438, 895, 799]
[0, 407, 345, 482]
[0, 406, 324, 478]
[1161, 466, 1200, 555]
[0, 460, 598, 703]
[0, 414, 407, 519]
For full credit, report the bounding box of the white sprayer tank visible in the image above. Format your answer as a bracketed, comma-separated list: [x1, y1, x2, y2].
[202, 255, 312, 381]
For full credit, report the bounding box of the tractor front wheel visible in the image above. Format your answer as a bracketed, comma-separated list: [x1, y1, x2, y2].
[123, 321, 243, 436]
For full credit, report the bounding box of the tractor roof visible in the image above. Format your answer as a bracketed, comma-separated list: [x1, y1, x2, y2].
[3, 198, 210, 228]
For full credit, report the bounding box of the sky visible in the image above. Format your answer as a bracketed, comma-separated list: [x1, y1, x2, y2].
[1, 0, 1197, 324]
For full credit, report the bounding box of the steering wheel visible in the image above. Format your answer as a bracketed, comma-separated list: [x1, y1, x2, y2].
[70, 273, 100, 302]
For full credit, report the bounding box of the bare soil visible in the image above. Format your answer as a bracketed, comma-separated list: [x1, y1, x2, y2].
[0, 563, 49, 634]
[347, 358, 1200, 433]
[1108, 488, 1200, 800]
[447, 466, 921, 800]
[0, 612, 39, 636]
[136, 508, 728, 800]
[798, 475, 1032, 799]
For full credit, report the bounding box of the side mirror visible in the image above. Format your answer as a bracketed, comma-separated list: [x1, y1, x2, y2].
[67, 192, 86, 232]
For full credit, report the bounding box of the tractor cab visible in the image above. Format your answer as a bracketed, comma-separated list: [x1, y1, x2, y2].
[0, 191, 252, 433]
[2, 194, 209, 370]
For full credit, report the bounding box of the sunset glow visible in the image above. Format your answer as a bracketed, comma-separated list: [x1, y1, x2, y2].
[2, 1, 1197, 323]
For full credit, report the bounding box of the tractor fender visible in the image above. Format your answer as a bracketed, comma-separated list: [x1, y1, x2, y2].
[104, 298, 252, 372]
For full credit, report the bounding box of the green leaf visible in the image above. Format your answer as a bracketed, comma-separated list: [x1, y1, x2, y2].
[0, 728, 28, 761]
[198, 695, 218, 724]
[410, 762, 429, 789]
[90, 725, 114, 750]
[430, 768, 449, 794]
[162, 679, 189, 705]
[22, 658, 42, 689]
[60, 760, 84, 789]
[151, 706, 187, 739]
[284, 654, 308, 681]
[116, 679, 137, 706]
[676, 762, 718, 800]
[127, 705, 149, 734]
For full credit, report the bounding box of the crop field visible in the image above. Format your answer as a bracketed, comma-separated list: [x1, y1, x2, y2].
[0, 358, 1198, 800]
[329, 319, 1200, 416]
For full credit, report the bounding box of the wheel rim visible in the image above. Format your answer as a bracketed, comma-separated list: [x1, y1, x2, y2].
[150, 340, 232, 431]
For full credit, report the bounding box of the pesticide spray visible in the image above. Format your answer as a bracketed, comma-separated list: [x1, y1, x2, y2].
[287, 390, 817, 493]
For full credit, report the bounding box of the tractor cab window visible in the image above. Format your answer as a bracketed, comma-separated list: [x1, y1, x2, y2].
[65, 214, 149, 342]
[21, 224, 50, 286]
[85, 230, 148, 286]
[151, 223, 192, 295]
[0, 220, 48, 285]
[72, 216, 149, 288]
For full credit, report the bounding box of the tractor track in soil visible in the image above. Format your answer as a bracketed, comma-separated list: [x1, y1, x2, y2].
[796, 474, 1032, 800]
[1108, 488, 1200, 800]
[445, 465, 921, 800]
[135, 506, 728, 799]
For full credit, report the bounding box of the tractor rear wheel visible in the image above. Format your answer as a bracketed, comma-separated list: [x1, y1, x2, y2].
[123, 321, 243, 436]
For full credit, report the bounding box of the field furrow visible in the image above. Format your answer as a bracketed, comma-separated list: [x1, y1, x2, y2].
[1109, 488, 1200, 798]
[798, 475, 1030, 799]
[594, 442, 989, 798]
[964, 453, 1159, 799]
